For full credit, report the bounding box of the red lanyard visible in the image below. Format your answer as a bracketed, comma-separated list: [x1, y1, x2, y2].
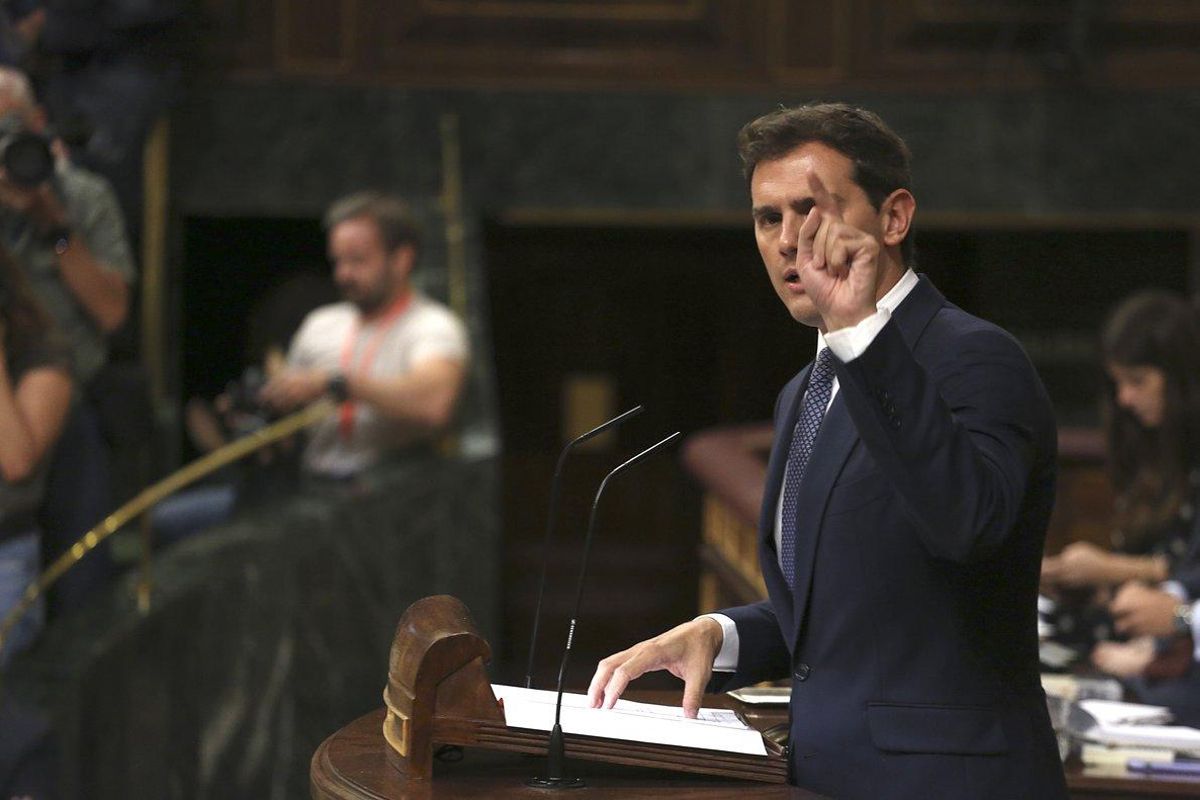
[336, 291, 413, 439]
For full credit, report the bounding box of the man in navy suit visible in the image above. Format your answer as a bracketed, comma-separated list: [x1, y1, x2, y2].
[588, 103, 1067, 798]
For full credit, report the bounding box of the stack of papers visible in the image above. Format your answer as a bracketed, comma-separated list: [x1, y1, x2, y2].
[1079, 700, 1173, 727]
[1070, 699, 1200, 753]
[490, 684, 769, 757]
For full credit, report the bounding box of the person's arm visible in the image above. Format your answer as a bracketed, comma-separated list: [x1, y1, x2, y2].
[1092, 637, 1157, 678]
[0, 343, 71, 483]
[1042, 541, 1168, 588]
[260, 356, 465, 429]
[53, 230, 130, 333]
[1110, 583, 1200, 667]
[343, 357, 465, 430]
[33, 183, 130, 333]
[588, 599, 791, 717]
[1111, 582, 1192, 638]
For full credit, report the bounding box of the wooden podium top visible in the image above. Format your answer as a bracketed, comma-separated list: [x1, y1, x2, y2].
[311, 707, 819, 800]
[315, 597, 1200, 799]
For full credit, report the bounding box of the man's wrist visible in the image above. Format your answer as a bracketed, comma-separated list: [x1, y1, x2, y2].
[326, 371, 350, 402]
[46, 224, 71, 256]
[1148, 554, 1170, 583]
[695, 615, 724, 650]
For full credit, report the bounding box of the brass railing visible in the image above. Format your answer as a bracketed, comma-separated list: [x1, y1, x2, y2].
[0, 399, 335, 669]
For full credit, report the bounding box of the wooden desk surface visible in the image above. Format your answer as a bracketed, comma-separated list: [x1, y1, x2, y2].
[311, 708, 821, 799]
[312, 696, 1200, 800]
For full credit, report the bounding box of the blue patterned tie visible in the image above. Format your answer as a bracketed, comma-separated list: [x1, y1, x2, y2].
[779, 347, 836, 588]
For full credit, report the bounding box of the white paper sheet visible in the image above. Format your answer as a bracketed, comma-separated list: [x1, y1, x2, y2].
[1087, 724, 1200, 752]
[490, 684, 768, 757]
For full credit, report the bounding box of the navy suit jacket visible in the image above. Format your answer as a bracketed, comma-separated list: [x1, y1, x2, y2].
[714, 277, 1067, 799]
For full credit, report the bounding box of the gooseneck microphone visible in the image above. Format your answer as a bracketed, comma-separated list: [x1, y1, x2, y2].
[523, 405, 644, 690]
[528, 430, 682, 790]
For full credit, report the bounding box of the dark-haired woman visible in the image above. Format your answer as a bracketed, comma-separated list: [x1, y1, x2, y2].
[1042, 290, 1200, 720]
[1044, 289, 1200, 593]
[0, 250, 70, 665]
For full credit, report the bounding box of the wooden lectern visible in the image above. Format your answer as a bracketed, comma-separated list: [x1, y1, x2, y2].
[312, 595, 1200, 799]
[313, 595, 789, 798]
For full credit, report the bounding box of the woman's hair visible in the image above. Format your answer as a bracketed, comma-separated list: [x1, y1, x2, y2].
[0, 243, 53, 362]
[1101, 289, 1200, 539]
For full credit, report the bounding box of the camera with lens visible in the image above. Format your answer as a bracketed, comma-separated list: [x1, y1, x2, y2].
[0, 113, 54, 188]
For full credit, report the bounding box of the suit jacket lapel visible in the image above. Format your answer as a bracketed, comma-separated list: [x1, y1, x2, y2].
[757, 363, 810, 641]
[892, 274, 944, 350]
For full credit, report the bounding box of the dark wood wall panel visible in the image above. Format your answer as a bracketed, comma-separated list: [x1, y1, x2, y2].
[276, 0, 356, 75]
[203, 0, 275, 72]
[359, 0, 773, 89]
[201, 0, 1200, 90]
[854, 0, 1200, 89]
[766, 1, 846, 86]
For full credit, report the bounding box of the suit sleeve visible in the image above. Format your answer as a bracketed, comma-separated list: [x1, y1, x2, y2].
[706, 600, 792, 692]
[834, 318, 1050, 563]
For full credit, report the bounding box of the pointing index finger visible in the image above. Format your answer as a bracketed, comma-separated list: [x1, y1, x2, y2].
[806, 168, 841, 221]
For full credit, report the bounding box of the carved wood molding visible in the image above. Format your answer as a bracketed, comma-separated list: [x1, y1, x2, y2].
[852, 0, 1200, 89]
[276, 0, 357, 76]
[358, 0, 774, 90]
[203, 0, 1200, 90]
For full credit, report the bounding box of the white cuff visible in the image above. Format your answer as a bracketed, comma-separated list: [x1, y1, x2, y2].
[1189, 600, 1200, 663]
[823, 307, 892, 363]
[1163, 581, 1188, 601]
[700, 613, 739, 672]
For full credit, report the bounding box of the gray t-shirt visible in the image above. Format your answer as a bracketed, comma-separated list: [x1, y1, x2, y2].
[0, 161, 135, 382]
[288, 293, 469, 477]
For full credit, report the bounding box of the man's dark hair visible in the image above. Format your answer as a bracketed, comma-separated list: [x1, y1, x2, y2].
[323, 191, 423, 261]
[737, 103, 915, 266]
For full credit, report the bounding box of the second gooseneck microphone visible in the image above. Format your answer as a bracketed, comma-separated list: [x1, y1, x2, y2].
[523, 405, 644, 690]
[528, 430, 682, 789]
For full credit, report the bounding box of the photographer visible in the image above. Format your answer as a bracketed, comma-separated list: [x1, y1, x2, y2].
[0, 66, 134, 612]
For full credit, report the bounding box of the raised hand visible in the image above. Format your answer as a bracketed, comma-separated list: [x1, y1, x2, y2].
[795, 169, 881, 332]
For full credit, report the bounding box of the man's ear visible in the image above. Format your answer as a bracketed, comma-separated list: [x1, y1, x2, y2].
[880, 188, 915, 250]
[389, 244, 416, 281]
